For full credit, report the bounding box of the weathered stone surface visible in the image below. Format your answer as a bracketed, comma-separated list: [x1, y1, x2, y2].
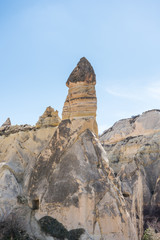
[117, 161, 144, 240]
[0, 126, 56, 224]
[36, 106, 61, 128]
[66, 57, 96, 87]
[100, 110, 160, 145]
[28, 119, 138, 240]
[1, 117, 11, 127]
[62, 58, 97, 136]
[0, 124, 35, 136]
[100, 109, 160, 236]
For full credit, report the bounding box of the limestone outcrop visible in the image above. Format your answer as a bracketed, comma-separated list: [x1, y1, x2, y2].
[62, 57, 98, 135]
[36, 106, 61, 128]
[100, 109, 160, 237]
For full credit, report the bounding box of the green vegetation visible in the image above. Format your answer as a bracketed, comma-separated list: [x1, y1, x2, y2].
[0, 216, 85, 240]
[0, 221, 39, 240]
[68, 228, 85, 240]
[142, 227, 159, 240]
[0, 226, 33, 240]
[39, 216, 68, 239]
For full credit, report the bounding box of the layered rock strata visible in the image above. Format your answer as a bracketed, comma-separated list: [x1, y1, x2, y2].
[62, 57, 98, 135]
[36, 106, 61, 128]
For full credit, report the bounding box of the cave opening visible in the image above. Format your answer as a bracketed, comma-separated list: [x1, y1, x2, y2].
[32, 199, 39, 210]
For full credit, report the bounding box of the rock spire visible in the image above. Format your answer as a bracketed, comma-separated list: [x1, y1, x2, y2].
[62, 57, 97, 123]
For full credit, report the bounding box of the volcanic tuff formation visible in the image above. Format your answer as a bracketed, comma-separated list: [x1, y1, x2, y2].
[28, 58, 138, 240]
[100, 110, 160, 238]
[0, 58, 160, 240]
[36, 106, 61, 128]
[62, 57, 98, 135]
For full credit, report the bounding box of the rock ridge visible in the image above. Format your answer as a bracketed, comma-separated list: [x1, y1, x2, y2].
[100, 110, 160, 238]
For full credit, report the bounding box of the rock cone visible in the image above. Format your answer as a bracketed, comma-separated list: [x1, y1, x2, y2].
[28, 119, 138, 240]
[1, 118, 11, 127]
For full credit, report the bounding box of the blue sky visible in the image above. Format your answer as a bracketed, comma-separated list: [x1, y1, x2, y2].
[0, 0, 160, 133]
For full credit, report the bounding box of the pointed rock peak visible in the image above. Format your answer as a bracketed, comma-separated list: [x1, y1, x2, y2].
[1, 118, 11, 127]
[43, 106, 56, 117]
[66, 57, 96, 87]
[36, 106, 61, 128]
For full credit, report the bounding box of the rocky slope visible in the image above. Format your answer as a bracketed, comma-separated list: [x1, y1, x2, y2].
[100, 110, 160, 237]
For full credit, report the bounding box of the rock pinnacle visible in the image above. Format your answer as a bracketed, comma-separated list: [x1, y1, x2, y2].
[1, 118, 11, 127]
[66, 57, 96, 87]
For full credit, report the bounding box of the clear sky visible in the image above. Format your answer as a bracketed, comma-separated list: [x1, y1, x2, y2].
[0, 0, 160, 133]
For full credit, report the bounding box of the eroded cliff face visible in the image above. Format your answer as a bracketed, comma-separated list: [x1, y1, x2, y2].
[28, 120, 138, 240]
[100, 110, 160, 237]
[0, 124, 56, 220]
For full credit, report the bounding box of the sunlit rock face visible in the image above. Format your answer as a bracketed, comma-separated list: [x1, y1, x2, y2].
[62, 57, 98, 135]
[36, 106, 61, 128]
[100, 109, 160, 237]
[0, 58, 143, 240]
[28, 58, 138, 240]
[0, 125, 56, 220]
[28, 120, 138, 240]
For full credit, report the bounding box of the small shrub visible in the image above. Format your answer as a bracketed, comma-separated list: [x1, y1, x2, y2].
[68, 228, 85, 240]
[142, 228, 155, 240]
[0, 220, 36, 240]
[39, 216, 68, 239]
[39, 216, 85, 240]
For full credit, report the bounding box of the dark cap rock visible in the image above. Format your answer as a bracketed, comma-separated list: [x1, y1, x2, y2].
[66, 57, 96, 87]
